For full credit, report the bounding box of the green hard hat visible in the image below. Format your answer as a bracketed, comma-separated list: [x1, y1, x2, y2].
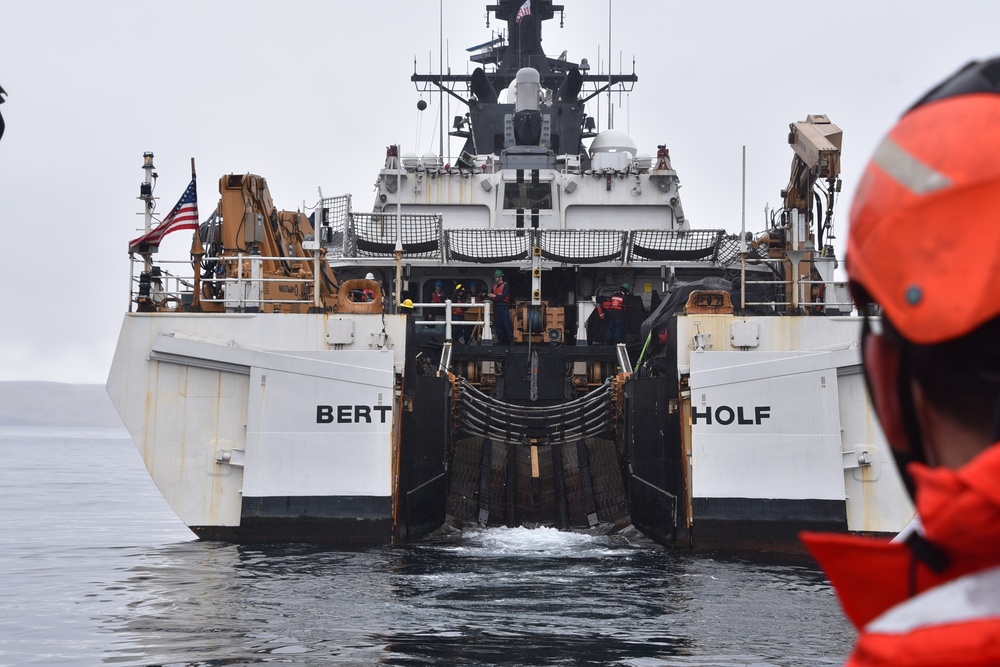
[621, 282, 630, 291]
[494, 269, 504, 277]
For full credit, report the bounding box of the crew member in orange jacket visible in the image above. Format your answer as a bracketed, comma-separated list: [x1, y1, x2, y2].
[596, 283, 629, 344]
[361, 272, 377, 302]
[801, 56, 1000, 666]
[426, 279, 445, 321]
[486, 269, 513, 345]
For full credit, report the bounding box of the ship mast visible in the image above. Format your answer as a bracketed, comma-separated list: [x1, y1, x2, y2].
[139, 152, 157, 274]
[439, 0, 445, 159]
[607, 0, 612, 128]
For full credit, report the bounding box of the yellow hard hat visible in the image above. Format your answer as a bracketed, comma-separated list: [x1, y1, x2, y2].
[401, 299, 414, 308]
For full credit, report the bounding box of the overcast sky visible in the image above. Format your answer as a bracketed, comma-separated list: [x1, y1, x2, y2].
[3, 0, 999, 384]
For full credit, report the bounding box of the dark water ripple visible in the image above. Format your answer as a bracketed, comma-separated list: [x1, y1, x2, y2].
[0, 428, 854, 666]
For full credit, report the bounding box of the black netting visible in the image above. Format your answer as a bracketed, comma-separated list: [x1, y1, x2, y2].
[716, 236, 747, 265]
[334, 213, 763, 267]
[628, 229, 727, 263]
[537, 230, 628, 264]
[446, 229, 532, 263]
[320, 195, 351, 229]
[319, 195, 351, 258]
[346, 212, 442, 258]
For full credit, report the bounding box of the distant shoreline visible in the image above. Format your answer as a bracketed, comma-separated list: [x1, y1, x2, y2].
[0, 382, 122, 428]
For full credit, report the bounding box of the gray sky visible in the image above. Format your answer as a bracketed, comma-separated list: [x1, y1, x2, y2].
[3, 0, 999, 384]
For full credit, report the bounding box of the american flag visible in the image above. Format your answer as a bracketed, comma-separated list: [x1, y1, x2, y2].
[129, 177, 199, 251]
[516, 0, 531, 24]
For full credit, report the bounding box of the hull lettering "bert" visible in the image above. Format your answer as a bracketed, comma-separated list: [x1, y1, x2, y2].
[692, 405, 771, 426]
[317, 405, 392, 424]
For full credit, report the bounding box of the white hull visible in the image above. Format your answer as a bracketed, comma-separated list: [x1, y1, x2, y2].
[108, 312, 406, 543]
[675, 314, 912, 547]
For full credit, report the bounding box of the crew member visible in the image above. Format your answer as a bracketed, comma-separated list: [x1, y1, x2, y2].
[801, 57, 1000, 665]
[597, 283, 629, 344]
[362, 272, 377, 302]
[451, 284, 471, 344]
[428, 279, 445, 320]
[487, 269, 513, 345]
[465, 282, 483, 343]
[430, 280, 445, 303]
[467, 282, 481, 302]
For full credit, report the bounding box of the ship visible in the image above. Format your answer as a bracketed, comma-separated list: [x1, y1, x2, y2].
[107, 0, 914, 552]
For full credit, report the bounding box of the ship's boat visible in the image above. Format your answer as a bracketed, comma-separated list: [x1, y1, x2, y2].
[107, 0, 913, 552]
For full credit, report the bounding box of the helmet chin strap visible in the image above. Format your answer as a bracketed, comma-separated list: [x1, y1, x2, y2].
[860, 316, 951, 576]
[893, 355, 927, 500]
[859, 314, 927, 500]
[890, 343, 952, 577]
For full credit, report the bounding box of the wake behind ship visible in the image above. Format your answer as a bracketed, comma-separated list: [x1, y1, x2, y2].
[107, 0, 913, 552]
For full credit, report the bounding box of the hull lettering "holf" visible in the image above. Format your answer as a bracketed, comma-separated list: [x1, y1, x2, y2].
[317, 405, 392, 424]
[692, 405, 771, 426]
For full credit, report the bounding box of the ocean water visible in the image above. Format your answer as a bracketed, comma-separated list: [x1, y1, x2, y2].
[0, 427, 855, 666]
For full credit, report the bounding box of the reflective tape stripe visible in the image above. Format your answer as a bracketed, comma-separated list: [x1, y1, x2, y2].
[865, 564, 1000, 634]
[872, 137, 953, 195]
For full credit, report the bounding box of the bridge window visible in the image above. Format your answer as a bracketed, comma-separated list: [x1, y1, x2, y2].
[502, 182, 552, 210]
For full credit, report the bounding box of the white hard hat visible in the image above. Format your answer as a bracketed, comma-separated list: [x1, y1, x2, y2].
[365, 272, 375, 280]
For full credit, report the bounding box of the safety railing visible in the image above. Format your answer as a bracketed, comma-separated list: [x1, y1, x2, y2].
[128, 257, 198, 311]
[739, 255, 853, 313]
[129, 253, 329, 312]
[410, 299, 493, 344]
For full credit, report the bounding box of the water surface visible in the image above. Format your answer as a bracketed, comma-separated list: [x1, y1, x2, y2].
[0, 427, 854, 666]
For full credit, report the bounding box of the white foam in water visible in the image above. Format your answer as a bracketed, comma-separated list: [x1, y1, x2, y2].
[458, 526, 622, 558]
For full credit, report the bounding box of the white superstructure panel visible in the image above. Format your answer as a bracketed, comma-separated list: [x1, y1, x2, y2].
[690, 351, 846, 501]
[837, 367, 916, 532]
[400, 203, 492, 228]
[565, 204, 676, 230]
[678, 314, 913, 533]
[244, 355, 395, 498]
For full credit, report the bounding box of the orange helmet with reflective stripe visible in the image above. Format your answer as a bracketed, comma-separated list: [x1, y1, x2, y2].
[848, 57, 1000, 344]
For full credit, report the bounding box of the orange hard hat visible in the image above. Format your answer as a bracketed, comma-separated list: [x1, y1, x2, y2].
[848, 57, 1000, 345]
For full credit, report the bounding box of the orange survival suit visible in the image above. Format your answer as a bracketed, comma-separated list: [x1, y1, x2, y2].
[802, 443, 1000, 666]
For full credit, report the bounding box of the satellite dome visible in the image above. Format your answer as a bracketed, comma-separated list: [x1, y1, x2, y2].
[590, 129, 638, 157]
[421, 153, 442, 169]
[401, 153, 420, 169]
